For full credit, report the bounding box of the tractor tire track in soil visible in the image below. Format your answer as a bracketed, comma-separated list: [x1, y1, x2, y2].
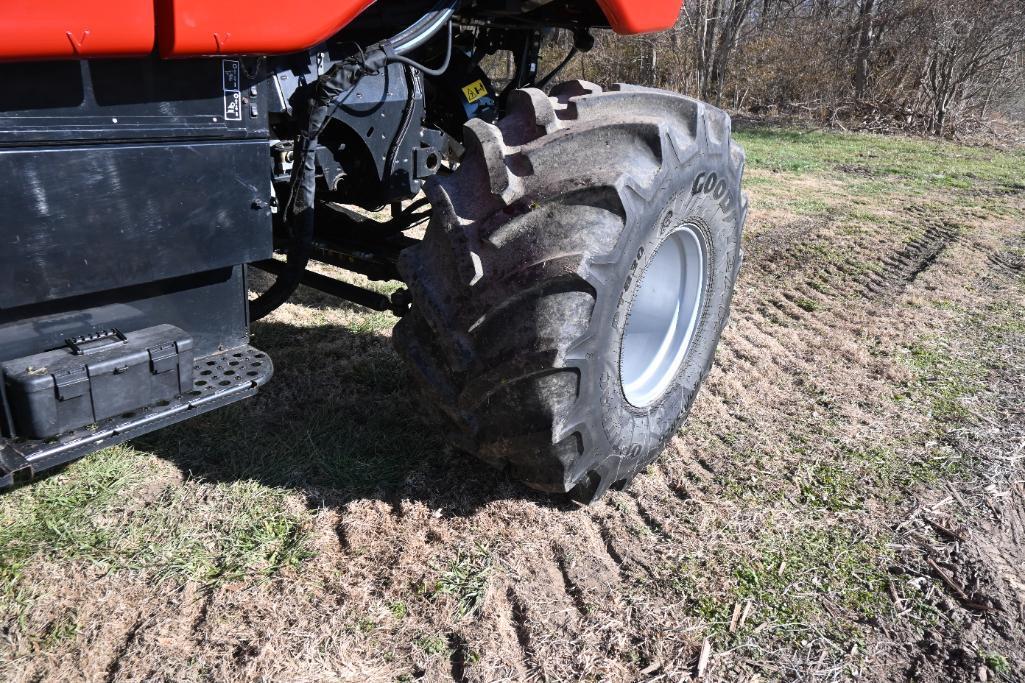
[987, 233, 1025, 280]
[866, 222, 960, 297]
[506, 588, 541, 678]
[977, 483, 1025, 621]
[988, 250, 1025, 276]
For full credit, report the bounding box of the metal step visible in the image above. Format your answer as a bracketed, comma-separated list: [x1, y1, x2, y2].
[0, 344, 272, 490]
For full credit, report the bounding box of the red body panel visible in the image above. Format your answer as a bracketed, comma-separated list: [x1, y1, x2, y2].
[0, 0, 679, 61]
[155, 0, 376, 57]
[599, 0, 684, 34]
[0, 0, 154, 60]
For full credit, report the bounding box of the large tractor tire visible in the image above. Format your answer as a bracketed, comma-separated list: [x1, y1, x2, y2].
[394, 81, 747, 502]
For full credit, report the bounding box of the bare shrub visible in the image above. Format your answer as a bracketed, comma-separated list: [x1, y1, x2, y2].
[537, 0, 1025, 138]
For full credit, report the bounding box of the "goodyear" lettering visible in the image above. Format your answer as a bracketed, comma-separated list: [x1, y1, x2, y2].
[692, 171, 734, 218]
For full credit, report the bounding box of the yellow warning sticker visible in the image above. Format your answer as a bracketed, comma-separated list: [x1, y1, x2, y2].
[462, 79, 488, 104]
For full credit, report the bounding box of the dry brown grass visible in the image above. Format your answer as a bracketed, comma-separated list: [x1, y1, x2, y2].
[2, 128, 1024, 682]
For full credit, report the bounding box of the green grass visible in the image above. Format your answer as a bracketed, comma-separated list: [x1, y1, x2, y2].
[347, 310, 398, 334]
[849, 444, 950, 493]
[899, 339, 988, 425]
[39, 612, 78, 650]
[429, 545, 493, 619]
[0, 446, 315, 595]
[798, 463, 863, 511]
[791, 241, 859, 269]
[124, 480, 315, 583]
[736, 127, 1025, 193]
[0, 446, 145, 594]
[154, 404, 440, 496]
[789, 196, 831, 216]
[389, 600, 408, 620]
[415, 634, 449, 656]
[736, 524, 891, 623]
[793, 297, 820, 313]
[667, 520, 891, 649]
[982, 651, 1011, 676]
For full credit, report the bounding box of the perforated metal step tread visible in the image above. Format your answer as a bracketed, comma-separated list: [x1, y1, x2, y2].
[0, 345, 273, 489]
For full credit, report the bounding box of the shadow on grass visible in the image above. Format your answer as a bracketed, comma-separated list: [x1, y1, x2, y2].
[136, 318, 559, 516]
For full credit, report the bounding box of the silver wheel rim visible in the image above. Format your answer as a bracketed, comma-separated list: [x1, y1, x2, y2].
[620, 225, 706, 407]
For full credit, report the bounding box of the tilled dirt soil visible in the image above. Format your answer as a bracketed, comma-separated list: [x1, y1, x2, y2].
[1, 129, 1023, 682]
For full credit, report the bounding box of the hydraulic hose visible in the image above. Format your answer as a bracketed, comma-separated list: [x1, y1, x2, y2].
[537, 46, 578, 90]
[388, 1, 457, 55]
[388, 21, 454, 77]
[248, 207, 314, 321]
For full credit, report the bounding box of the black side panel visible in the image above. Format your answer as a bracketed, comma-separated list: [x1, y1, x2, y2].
[0, 59, 268, 144]
[0, 141, 272, 308]
[0, 267, 249, 362]
[0, 56, 269, 361]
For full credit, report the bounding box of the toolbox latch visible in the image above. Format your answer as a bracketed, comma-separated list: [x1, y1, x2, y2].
[148, 342, 179, 375]
[52, 365, 89, 401]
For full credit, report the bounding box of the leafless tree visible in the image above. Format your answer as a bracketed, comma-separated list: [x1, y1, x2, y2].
[542, 0, 1025, 136]
[853, 0, 877, 99]
[918, 0, 1025, 135]
[690, 0, 760, 104]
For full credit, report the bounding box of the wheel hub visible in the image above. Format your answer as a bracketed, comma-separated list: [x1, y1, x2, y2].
[620, 225, 707, 407]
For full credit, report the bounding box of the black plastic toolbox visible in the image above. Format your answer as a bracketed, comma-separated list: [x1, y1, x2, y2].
[1, 324, 194, 439]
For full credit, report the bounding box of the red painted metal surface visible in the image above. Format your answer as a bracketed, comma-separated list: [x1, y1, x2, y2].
[596, 0, 684, 34]
[155, 0, 376, 57]
[0, 0, 154, 60]
[0, 0, 678, 61]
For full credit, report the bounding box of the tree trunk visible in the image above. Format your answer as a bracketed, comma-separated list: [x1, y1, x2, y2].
[854, 0, 877, 99]
[646, 40, 658, 85]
